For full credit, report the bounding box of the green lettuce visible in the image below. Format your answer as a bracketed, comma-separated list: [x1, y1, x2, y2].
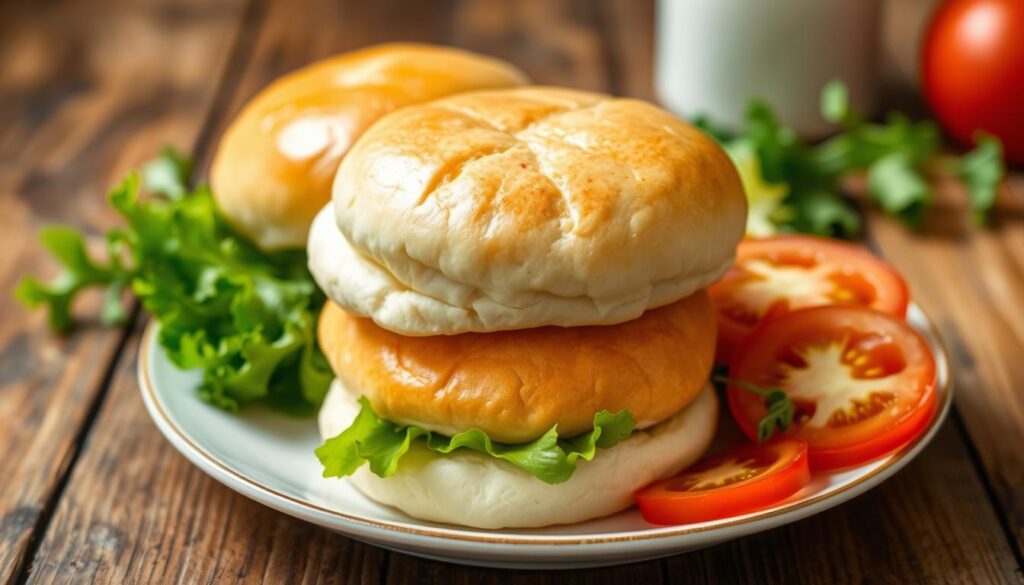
[16, 148, 332, 415]
[316, 397, 636, 484]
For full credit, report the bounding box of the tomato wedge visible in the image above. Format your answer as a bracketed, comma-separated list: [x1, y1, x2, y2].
[728, 306, 937, 471]
[709, 236, 909, 363]
[636, 438, 810, 525]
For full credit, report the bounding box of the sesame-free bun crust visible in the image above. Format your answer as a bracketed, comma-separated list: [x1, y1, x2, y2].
[210, 44, 527, 250]
[317, 291, 716, 444]
[318, 377, 718, 529]
[314, 86, 746, 334]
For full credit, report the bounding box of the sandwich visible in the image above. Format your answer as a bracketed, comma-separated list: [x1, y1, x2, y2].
[309, 87, 747, 528]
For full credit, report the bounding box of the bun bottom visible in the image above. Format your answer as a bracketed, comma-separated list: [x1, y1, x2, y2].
[318, 378, 718, 529]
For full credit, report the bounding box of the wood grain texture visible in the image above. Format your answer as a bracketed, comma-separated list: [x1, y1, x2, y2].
[19, 1, 664, 583]
[602, 0, 1024, 581]
[665, 423, 1022, 584]
[598, 0, 655, 101]
[25, 323, 387, 585]
[386, 555, 664, 585]
[449, 0, 610, 91]
[7, 0, 1024, 583]
[193, 0, 451, 173]
[867, 174, 1024, 557]
[0, 0, 246, 581]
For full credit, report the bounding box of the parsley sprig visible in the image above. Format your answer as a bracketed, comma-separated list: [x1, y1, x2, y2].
[714, 375, 796, 443]
[698, 81, 1006, 237]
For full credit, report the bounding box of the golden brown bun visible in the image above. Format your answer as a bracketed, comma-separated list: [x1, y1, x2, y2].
[318, 291, 716, 443]
[210, 44, 528, 250]
[316, 87, 747, 334]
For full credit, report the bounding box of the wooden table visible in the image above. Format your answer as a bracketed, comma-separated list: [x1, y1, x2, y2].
[2, 0, 1022, 582]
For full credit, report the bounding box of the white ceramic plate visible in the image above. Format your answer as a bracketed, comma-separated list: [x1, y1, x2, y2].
[139, 304, 951, 570]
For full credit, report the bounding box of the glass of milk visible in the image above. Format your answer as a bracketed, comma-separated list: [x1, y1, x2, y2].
[655, 0, 883, 138]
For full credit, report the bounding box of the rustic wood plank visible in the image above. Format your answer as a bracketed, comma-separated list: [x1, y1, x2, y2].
[603, 0, 1024, 581]
[386, 556, 664, 585]
[194, 0, 452, 170]
[384, 1, 665, 582]
[21, 4, 446, 582]
[21, 0, 1023, 583]
[22, 0, 444, 583]
[23, 0, 667, 582]
[448, 0, 611, 92]
[25, 323, 387, 584]
[664, 423, 1022, 584]
[867, 174, 1024, 557]
[597, 0, 655, 101]
[0, 0, 248, 581]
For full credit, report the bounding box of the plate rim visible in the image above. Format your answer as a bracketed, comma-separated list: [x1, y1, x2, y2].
[138, 303, 952, 547]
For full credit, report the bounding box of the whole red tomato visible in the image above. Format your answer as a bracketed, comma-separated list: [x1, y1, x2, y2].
[922, 0, 1024, 165]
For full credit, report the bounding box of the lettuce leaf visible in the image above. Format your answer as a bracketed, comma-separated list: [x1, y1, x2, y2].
[16, 149, 332, 415]
[316, 397, 636, 484]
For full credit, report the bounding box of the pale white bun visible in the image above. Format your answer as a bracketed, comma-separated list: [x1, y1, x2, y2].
[210, 43, 527, 250]
[318, 378, 718, 529]
[312, 86, 746, 334]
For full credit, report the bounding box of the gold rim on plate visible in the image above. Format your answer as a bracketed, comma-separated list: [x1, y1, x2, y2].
[138, 307, 952, 546]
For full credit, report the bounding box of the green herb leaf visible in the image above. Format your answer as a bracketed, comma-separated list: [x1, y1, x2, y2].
[699, 80, 1006, 237]
[867, 152, 932, 225]
[316, 397, 637, 484]
[714, 375, 795, 443]
[786, 188, 862, 237]
[14, 226, 129, 331]
[142, 145, 193, 200]
[691, 114, 732, 143]
[957, 134, 1005, 224]
[813, 113, 941, 173]
[820, 79, 851, 125]
[743, 101, 795, 184]
[17, 148, 331, 414]
[758, 389, 796, 444]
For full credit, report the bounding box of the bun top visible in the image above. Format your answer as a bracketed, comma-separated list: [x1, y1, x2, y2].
[210, 44, 528, 250]
[313, 87, 747, 335]
[317, 291, 717, 443]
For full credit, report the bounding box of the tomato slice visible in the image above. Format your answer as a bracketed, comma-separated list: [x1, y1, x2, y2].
[709, 236, 910, 363]
[636, 438, 810, 525]
[728, 306, 937, 471]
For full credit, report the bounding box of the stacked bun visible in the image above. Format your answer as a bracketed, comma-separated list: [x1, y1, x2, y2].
[310, 86, 747, 528]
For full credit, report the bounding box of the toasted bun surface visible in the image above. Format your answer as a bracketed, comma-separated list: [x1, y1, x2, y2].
[317, 290, 716, 444]
[312, 86, 746, 334]
[210, 44, 528, 250]
[318, 377, 718, 529]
